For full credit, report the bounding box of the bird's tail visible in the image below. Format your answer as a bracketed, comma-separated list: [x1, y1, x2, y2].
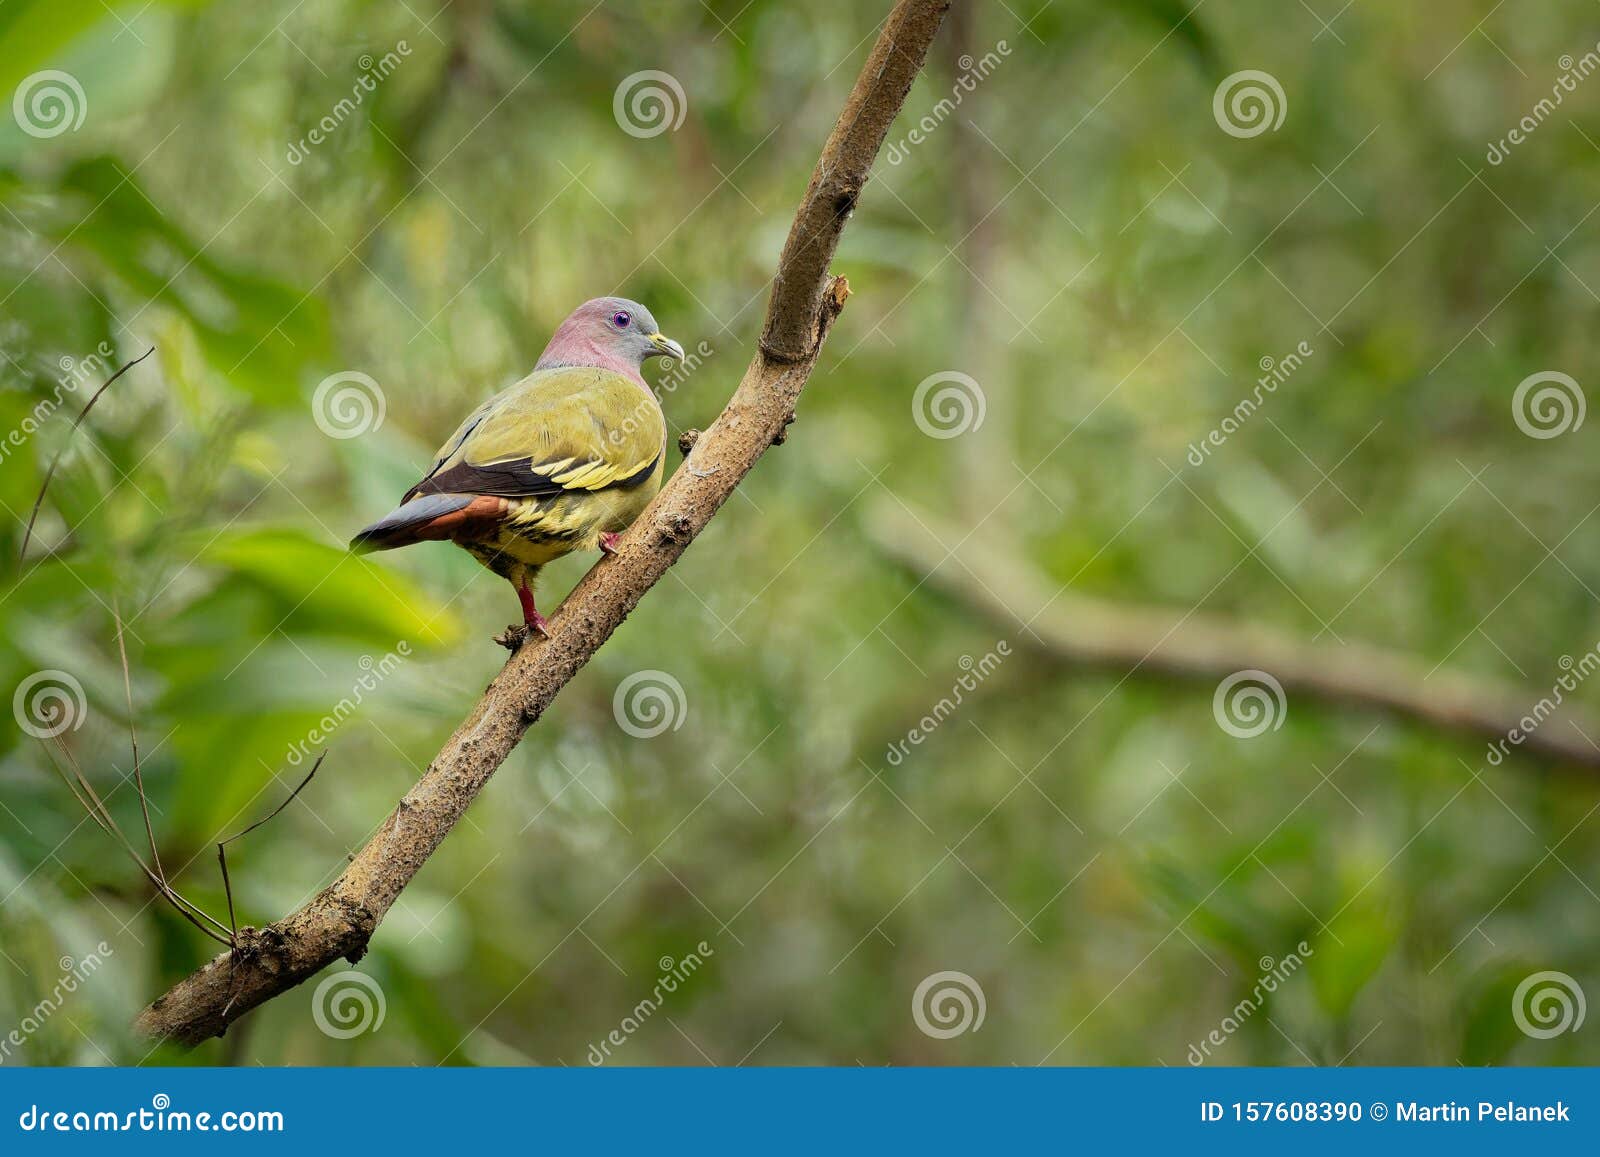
[350, 492, 497, 553]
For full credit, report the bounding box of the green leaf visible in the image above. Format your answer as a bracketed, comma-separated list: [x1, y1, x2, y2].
[1307, 895, 1397, 1021]
[199, 527, 462, 648]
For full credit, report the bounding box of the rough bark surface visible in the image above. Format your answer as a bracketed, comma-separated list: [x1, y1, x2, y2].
[135, 0, 952, 1047]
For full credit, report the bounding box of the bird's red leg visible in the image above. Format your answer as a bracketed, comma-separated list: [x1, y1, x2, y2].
[598, 531, 621, 556]
[516, 582, 551, 636]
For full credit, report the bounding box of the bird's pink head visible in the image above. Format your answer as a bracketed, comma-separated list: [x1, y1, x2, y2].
[535, 297, 685, 382]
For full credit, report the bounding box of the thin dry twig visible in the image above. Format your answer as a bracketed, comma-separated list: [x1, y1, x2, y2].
[19, 347, 155, 564]
[43, 734, 233, 947]
[216, 753, 327, 941]
[114, 598, 162, 880]
[46, 604, 327, 950]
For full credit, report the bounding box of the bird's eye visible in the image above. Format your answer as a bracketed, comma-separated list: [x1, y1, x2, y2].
[611, 311, 631, 329]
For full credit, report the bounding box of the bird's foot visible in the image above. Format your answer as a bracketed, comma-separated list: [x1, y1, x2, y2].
[598, 531, 621, 556]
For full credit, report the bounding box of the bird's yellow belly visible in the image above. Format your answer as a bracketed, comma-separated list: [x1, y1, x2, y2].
[464, 466, 661, 572]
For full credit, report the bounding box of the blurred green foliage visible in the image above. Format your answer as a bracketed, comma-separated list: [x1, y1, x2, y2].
[1, 0, 1597, 1066]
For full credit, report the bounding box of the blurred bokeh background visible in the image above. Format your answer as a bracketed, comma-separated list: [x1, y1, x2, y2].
[2, 0, 1598, 1066]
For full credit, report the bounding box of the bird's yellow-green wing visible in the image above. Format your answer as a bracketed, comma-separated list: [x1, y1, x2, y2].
[404, 367, 664, 502]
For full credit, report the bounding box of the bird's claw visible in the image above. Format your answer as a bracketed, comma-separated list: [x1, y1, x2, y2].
[598, 531, 621, 556]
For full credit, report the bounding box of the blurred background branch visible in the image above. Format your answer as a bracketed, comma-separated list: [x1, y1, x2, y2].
[868, 498, 1600, 773]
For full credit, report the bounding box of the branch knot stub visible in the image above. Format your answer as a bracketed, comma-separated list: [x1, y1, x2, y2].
[656, 511, 694, 544]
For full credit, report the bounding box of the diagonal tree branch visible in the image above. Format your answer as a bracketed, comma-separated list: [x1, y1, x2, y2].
[134, 0, 953, 1047]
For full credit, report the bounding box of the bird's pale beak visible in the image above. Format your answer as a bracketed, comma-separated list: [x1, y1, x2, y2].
[647, 332, 686, 362]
